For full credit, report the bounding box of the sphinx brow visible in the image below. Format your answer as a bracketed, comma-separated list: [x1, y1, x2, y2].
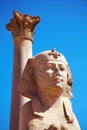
[58, 64, 65, 66]
[46, 63, 55, 67]
[58, 64, 66, 68]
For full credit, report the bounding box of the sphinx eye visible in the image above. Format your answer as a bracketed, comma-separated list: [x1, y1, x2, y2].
[46, 63, 52, 69]
[46, 63, 54, 69]
[58, 64, 66, 71]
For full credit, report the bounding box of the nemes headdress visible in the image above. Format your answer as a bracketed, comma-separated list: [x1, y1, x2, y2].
[18, 49, 73, 99]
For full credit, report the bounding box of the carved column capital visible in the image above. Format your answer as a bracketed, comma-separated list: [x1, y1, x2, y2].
[6, 11, 40, 42]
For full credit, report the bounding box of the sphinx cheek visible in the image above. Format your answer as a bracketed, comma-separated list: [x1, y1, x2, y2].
[46, 69, 53, 77]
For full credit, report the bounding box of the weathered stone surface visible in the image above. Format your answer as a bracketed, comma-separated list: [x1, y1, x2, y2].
[6, 10, 40, 130]
[18, 49, 80, 130]
[6, 10, 40, 41]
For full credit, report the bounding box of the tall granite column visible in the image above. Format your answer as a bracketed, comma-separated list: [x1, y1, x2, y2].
[6, 11, 40, 130]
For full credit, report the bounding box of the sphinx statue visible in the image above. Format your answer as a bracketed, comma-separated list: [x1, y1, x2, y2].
[18, 49, 80, 130]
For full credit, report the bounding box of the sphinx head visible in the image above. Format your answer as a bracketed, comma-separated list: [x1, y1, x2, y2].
[18, 49, 73, 99]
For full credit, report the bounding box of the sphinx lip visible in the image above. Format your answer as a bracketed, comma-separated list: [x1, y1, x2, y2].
[53, 76, 63, 82]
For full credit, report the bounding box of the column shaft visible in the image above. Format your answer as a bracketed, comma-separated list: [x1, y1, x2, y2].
[10, 40, 32, 130]
[6, 10, 40, 130]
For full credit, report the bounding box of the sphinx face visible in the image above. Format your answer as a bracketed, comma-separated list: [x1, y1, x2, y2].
[33, 59, 67, 97]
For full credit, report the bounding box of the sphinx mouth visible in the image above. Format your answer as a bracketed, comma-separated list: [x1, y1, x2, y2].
[52, 76, 64, 89]
[53, 76, 63, 82]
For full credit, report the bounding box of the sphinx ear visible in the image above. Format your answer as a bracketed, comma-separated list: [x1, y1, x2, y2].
[18, 58, 37, 98]
[67, 65, 73, 87]
[64, 65, 73, 99]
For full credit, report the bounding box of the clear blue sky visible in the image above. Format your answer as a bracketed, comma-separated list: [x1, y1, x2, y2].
[0, 0, 87, 130]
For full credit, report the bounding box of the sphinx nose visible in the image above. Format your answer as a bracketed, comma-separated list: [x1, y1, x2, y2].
[53, 67, 61, 76]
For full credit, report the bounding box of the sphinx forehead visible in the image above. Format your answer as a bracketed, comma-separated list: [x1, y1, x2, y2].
[34, 50, 68, 65]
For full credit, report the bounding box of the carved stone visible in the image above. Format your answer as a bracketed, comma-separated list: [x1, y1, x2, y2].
[6, 11, 40, 41]
[6, 11, 40, 130]
[18, 49, 80, 130]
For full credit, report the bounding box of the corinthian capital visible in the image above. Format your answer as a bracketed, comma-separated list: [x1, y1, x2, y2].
[6, 11, 40, 41]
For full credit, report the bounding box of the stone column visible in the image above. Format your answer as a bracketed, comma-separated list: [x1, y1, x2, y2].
[6, 11, 40, 130]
